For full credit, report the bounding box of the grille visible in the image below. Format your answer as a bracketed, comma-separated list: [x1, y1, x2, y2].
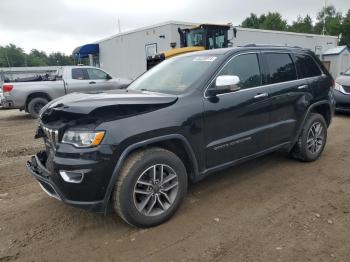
[42, 126, 59, 147]
[342, 85, 350, 93]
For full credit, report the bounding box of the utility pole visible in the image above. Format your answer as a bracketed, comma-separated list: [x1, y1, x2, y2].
[118, 18, 121, 33]
[321, 0, 328, 35]
[4, 51, 11, 67]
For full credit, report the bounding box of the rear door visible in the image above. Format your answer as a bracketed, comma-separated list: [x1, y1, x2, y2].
[203, 52, 272, 168]
[263, 52, 311, 146]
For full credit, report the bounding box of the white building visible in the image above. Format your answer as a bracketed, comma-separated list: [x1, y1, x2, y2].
[73, 21, 339, 79]
[321, 46, 350, 78]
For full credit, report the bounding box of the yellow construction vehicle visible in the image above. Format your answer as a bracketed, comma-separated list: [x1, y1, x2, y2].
[146, 24, 236, 70]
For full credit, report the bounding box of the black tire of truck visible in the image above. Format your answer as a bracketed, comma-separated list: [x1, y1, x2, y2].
[113, 147, 188, 228]
[27, 97, 48, 118]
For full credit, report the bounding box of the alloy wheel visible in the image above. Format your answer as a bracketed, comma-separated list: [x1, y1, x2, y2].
[306, 122, 324, 154]
[133, 164, 179, 216]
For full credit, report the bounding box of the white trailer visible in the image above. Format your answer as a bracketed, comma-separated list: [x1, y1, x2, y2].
[74, 21, 338, 79]
[97, 21, 196, 79]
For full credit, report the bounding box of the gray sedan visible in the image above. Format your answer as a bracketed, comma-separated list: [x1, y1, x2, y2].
[334, 67, 350, 113]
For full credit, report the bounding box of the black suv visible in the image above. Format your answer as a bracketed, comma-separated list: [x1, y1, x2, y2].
[27, 46, 335, 227]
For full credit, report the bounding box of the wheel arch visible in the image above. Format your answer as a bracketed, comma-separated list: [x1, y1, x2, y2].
[25, 92, 52, 112]
[309, 103, 332, 127]
[102, 134, 199, 214]
[292, 100, 333, 148]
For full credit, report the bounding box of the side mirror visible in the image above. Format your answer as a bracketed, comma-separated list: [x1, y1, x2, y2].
[210, 75, 240, 96]
[106, 74, 112, 80]
[340, 72, 344, 75]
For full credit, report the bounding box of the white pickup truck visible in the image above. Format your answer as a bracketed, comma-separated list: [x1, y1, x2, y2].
[1, 66, 132, 117]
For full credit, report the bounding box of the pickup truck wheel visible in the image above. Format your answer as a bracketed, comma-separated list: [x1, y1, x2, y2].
[27, 97, 48, 118]
[291, 113, 327, 162]
[113, 147, 188, 228]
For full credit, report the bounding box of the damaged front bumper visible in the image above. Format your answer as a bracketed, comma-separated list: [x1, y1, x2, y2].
[26, 151, 106, 212]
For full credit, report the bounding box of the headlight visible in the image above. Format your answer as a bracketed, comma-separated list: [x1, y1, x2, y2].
[62, 131, 105, 147]
[334, 82, 345, 93]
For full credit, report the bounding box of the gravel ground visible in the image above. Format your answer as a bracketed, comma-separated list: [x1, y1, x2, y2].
[0, 109, 350, 262]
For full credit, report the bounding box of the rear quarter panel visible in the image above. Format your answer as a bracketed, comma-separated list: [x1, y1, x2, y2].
[7, 81, 66, 108]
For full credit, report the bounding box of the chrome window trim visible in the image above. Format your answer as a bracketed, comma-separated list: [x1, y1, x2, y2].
[204, 51, 325, 99]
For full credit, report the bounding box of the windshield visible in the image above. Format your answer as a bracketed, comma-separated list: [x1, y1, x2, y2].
[128, 55, 219, 95]
[186, 29, 204, 47]
[344, 67, 350, 76]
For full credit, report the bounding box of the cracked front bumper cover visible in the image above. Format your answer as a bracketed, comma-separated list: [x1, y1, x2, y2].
[26, 152, 105, 212]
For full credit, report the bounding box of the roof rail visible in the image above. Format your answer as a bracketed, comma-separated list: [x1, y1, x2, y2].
[242, 44, 303, 49]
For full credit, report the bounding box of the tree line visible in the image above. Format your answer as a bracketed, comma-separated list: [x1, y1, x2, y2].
[1, 4, 349, 68]
[241, 5, 350, 45]
[0, 44, 76, 68]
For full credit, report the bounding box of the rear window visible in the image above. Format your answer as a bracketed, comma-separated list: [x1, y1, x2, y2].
[264, 53, 297, 84]
[294, 54, 322, 78]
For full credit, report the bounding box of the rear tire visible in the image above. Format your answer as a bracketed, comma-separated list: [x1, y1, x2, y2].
[27, 97, 48, 118]
[291, 113, 327, 162]
[113, 147, 188, 228]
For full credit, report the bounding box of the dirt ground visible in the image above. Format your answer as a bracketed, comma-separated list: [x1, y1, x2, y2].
[0, 109, 349, 262]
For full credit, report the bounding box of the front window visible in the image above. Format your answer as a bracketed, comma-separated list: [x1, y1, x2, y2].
[186, 29, 204, 47]
[207, 29, 227, 49]
[128, 55, 220, 95]
[219, 53, 262, 89]
[87, 68, 107, 80]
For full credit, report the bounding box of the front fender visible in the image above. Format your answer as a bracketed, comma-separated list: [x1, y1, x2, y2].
[102, 134, 199, 214]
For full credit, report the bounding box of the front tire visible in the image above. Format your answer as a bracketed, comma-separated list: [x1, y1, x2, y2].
[113, 147, 188, 227]
[291, 113, 327, 162]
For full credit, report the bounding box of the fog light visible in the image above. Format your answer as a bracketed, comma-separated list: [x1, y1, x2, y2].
[59, 169, 90, 183]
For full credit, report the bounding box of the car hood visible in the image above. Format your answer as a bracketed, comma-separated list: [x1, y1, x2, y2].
[336, 75, 350, 86]
[40, 89, 178, 123]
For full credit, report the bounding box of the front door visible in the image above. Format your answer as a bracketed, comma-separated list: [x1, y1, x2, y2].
[203, 52, 272, 168]
[86, 68, 114, 91]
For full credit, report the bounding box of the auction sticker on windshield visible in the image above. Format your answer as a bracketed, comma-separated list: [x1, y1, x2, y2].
[193, 56, 217, 62]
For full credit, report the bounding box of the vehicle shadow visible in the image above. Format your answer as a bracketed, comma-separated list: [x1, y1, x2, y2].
[189, 152, 292, 193]
[30, 152, 297, 233]
[335, 112, 350, 118]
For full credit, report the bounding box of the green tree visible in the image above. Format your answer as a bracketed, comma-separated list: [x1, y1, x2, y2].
[240, 12, 287, 31]
[260, 12, 288, 31]
[314, 5, 342, 36]
[0, 44, 26, 67]
[241, 13, 261, 28]
[27, 49, 48, 66]
[340, 9, 350, 45]
[289, 15, 314, 34]
[47, 52, 74, 66]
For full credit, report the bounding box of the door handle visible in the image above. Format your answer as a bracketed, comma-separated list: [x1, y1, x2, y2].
[297, 85, 308, 90]
[254, 93, 268, 99]
[89, 81, 96, 84]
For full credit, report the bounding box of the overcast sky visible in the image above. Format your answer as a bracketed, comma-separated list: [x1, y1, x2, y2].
[0, 0, 349, 55]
